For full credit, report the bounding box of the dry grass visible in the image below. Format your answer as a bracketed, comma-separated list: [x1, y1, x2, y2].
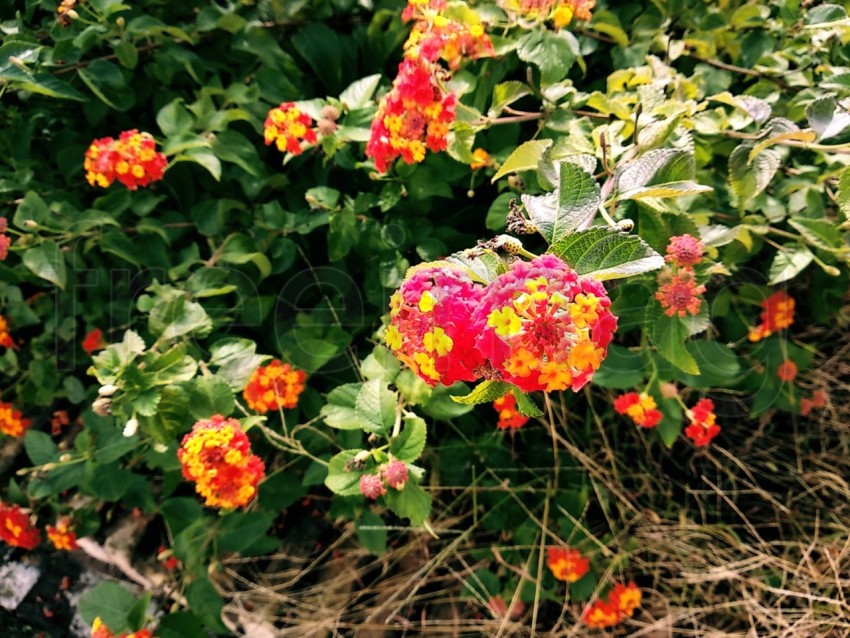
[206, 322, 850, 637]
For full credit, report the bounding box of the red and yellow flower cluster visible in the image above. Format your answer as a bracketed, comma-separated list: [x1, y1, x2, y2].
[547, 546, 589, 582]
[493, 392, 530, 429]
[177, 415, 265, 509]
[655, 234, 707, 318]
[387, 256, 617, 393]
[500, 0, 596, 28]
[583, 581, 641, 628]
[243, 360, 307, 414]
[264, 102, 318, 156]
[614, 392, 662, 428]
[0, 503, 40, 549]
[47, 518, 79, 551]
[84, 129, 167, 190]
[0, 314, 17, 349]
[0, 401, 30, 437]
[367, 0, 493, 172]
[91, 617, 152, 638]
[684, 398, 720, 447]
[748, 291, 795, 342]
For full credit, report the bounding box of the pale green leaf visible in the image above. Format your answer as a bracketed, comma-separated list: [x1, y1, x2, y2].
[491, 139, 553, 183]
[549, 227, 664, 280]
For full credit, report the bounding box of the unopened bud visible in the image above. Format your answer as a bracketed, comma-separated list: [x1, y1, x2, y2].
[153, 443, 168, 453]
[123, 417, 139, 437]
[23, 220, 38, 229]
[8, 56, 25, 69]
[98, 384, 118, 397]
[659, 382, 678, 399]
[43, 463, 56, 472]
[616, 218, 634, 232]
[92, 397, 111, 416]
[320, 105, 340, 121]
[467, 189, 475, 198]
[59, 454, 72, 462]
[66, 9, 79, 19]
[317, 118, 337, 135]
[821, 265, 841, 276]
[115, 16, 125, 28]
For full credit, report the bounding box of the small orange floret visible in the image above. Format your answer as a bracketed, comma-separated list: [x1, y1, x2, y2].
[613, 392, 662, 428]
[82, 328, 107, 354]
[47, 519, 78, 551]
[493, 392, 530, 430]
[0, 401, 31, 438]
[546, 546, 589, 583]
[776, 359, 797, 383]
[748, 291, 795, 342]
[243, 359, 307, 414]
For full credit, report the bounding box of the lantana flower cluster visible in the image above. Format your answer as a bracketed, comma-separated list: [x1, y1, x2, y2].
[613, 392, 662, 428]
[583, 581, 642, 629]
[386, 256, 617, 393]
[46, 518, 79, 551]
[264, 102, 318, 156]
[684, 397, 720, 447]
[655, 234, 707, 318]
[493, 392, 530, 429]
[546, 546, 589, 582]
[615, 390, 721, 446]
[82, 327, 107, 354]
[243, 359, 307, 414]
[0, 314, 17, 350]
[367, 0, 494, 172]
[0, 400, 30, 438]
[91, 618, 152, 638]
[0, 217, 10, 261]
[748, 290, 795, 342]
[177, 415, 265, 509]
[84, 129, 167, 190]
[0, 503, 41, 549]
[500, 0, 596, 28]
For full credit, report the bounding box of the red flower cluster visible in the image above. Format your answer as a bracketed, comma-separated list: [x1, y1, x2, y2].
[366, 57, 456, 173]
[684, 398, 720, 447]
[84, 129, 167, 190]
[748, 291, 795, 342]
[177, 415, 265, 509]
[0, 401, 31, 438]
[776, 358, 797, 382]
[0, 314, 16, 349]
[387, 256, 617, 393]
[243, 360, 307, 414]
[47, 519, 79, 551]
[655, 234, 707, 318]
[546, 546, 589, 582]
[0, 503, 40, 549]
[493, 392, 530, 429]
[91, 618, 152, 638]
[386, 263, 486, 385]
[264, 102, 318, 156]
[473, 255, 617, 393]
[614, 392, 662, 428]
[406, 14, 494, 70]
[82, 328, 107, 354]
[0, 217, 10, 261]
[800, 389, 827, 416]
[583, 581, 641, 628]
[401, 0, 446, 22]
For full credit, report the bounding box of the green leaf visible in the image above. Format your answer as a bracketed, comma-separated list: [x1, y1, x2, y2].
[157, 98, 194, 136]
[78, 582, 136, 631]
[521, 162, 600, 244]
[356, 510, 387, 556]
[291, 23, 343, 94]
[592, 345, 646, 389]
[77, 60, 133, 111]
[549, 227, 664, 280]
[24, 430, 58, 465]
[729, 143, 780, 205]
[148, 287, 213, 340]
[324, 449, 366, 496]
[616, 149, 684, 192]
[339, 74, 382, 109]
[355, 380, 397, 436]
[187, 376, 235, 420]
[450, 380, 511, 405]
[788, 217, 842, 251]
[517, 30, 577, 86]
[361, 345, 401, 383]
[805, 4, 847, 25]
[806, 94, 850, 140]
[186, 577, 227, 633]
[491, 139, 553, 183]
[677, 341, 742, 388]
[209, 339, 269, 391]
[211, 130, 263, 177]
[618, 181, 712, 201]
[489, 81, 532, 117]
[14, 192, 50, 229]
[390, 414, 427, 463]
[100, 230, 141, 267]
[258, 472, 307, 510]
[647, 305, 700, 375]
[217, 511, 275, 553]
[23, 242, 67, 289]
[160, 497, 205, 536]
[768, 245, 814, 284]
[176, 148, 221, 181]
[514, 391, 543, 417]
[385, 482, 431, 527]
[321, 383, 366, 430]
[154, 613, 208, 638]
